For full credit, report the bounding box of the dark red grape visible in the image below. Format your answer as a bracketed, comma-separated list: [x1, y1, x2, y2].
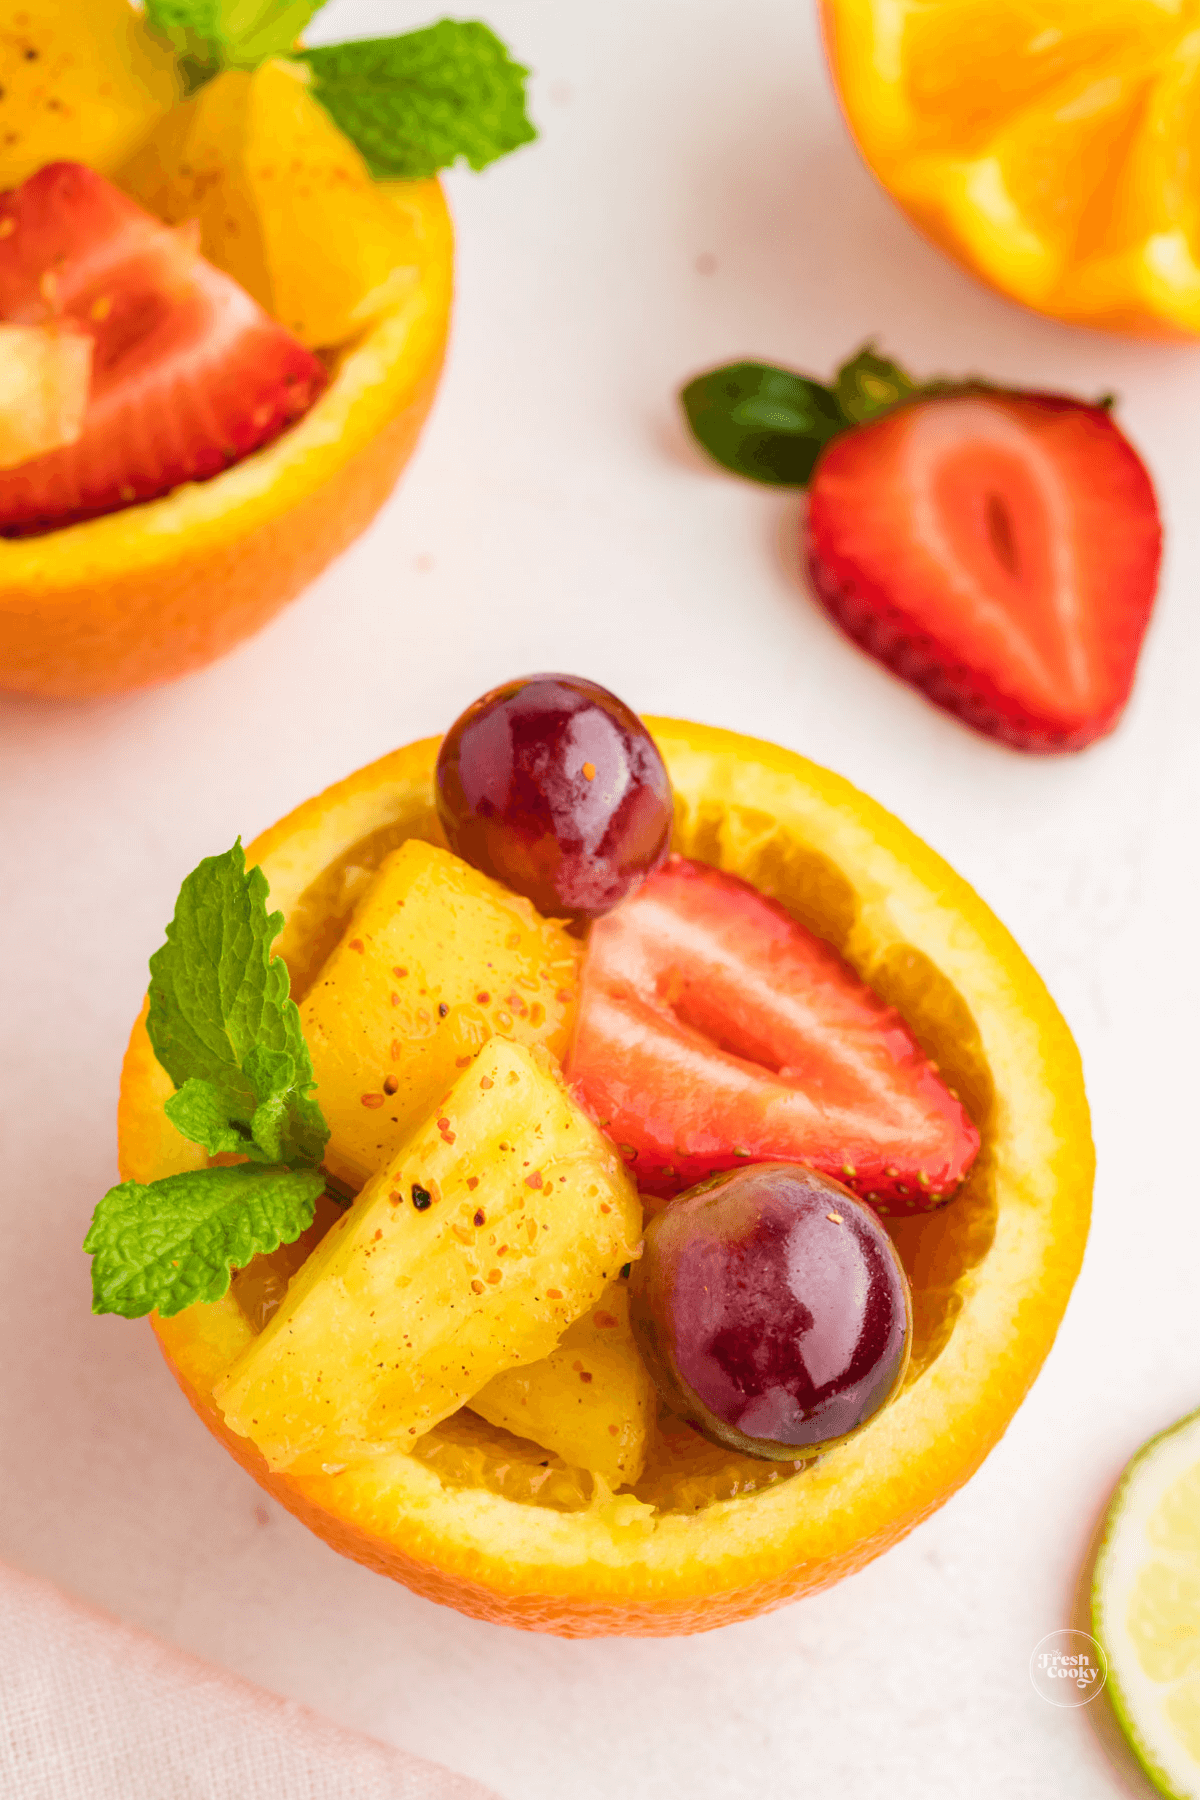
[435, 674, 673, 920]
[629, 1164, 911, 1460]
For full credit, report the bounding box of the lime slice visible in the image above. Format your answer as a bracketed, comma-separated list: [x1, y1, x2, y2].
[1092, 1406, 1200, 1799]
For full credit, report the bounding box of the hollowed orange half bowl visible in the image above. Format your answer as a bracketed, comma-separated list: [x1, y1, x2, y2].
[0, 181, 452, 700]
[117, 721, 1093, 1635]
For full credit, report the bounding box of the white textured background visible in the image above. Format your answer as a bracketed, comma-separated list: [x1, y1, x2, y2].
[2, 3, 1198, 1795]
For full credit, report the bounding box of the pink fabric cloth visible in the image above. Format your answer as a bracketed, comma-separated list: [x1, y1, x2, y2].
[0, 1562, 499, 1800]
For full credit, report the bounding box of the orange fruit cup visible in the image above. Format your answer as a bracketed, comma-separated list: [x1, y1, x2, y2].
[118, 721, 1093, 1636]
[821, 0, 1200, 339]
[0, 181, 452, 700]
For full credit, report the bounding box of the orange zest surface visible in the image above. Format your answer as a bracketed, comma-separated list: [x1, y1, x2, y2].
[0, 180, 452, 699]
[822, 0, 1200, 337]
[118, 722, 1094, 1636]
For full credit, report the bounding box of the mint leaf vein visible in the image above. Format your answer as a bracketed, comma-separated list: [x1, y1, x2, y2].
[86, 1165, 326, 1319]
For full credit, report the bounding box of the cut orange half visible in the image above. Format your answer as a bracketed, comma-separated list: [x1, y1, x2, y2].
[822, 0, 1200, 337]
[0, 180, 452, 699]
[117, 722, 1093, 1636]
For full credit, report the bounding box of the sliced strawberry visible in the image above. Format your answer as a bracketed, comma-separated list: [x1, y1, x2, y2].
[567, 855, 979, 1214]
[805, 390, 1161, 753]
[0, 163, 327, 535]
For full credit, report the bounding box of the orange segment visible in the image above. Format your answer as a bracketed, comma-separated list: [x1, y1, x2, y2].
[822, 0, 1200, 335]
[893, 2, 1177, 156]
[121, 723, 1093, 1636]
[0, 179, 452, 700]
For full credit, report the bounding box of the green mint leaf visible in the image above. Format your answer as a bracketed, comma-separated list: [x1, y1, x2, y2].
[146, 842, 329, 1169]
[164, 1077, 260, 1159]
[145, 0, 325, 88]
[300, 21, 537, 180]
[834, 344, 918, 425]
[85, 1164, 326, 1319]
[680, 362, 847, 488]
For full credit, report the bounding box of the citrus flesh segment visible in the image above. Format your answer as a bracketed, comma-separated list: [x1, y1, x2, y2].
[471, 1281, 656, 1487]
[118, 59, 425, 351]
[0, 0, 179, 188]
[230, 1191, 347, 1335]
[822, 0, 1200, 335]
[860, 0, 1181, 159]
[410, 1409, 597, 1512]
[301, 840, 580, 1191]
[1093, 1407, 1200, 1799]
[214, 1038, 641, 1473]
[128, 724, 1092, 1635]
[0, 177, 452, 697]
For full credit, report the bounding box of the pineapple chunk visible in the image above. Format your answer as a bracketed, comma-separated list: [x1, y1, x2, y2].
[0, 325, 92, 470]
[215, 1039, 640, 1472]
[300, 840, 580, 1189]
[119, 60, 422, 350]
[470, 1281, 655, 1488]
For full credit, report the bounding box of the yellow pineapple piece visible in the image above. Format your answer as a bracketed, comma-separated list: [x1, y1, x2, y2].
[214, 1038, 641, 1472]
[0, 324, 91, 470]
[300, 839, 580, 1190]
[118, 59, 423, 349]
[0, 0, 179, 187]
[471, 1281, 655, 1488]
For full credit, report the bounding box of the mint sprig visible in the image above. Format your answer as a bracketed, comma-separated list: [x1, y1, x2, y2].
[147, 842, 327, 1169]
[680, 344, 925, 489]
[302, 24, 536, 180]
[86, 844, 334, 1320]
[144, 3, 537, 176]
[85, 1164, 326, 1320]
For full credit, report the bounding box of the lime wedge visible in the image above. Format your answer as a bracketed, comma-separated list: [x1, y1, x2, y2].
[1093, 1407, 1200, 1799]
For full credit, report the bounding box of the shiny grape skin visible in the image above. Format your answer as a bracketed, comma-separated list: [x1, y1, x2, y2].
[629, 1164, 912, 1461]
[435, 674, 674, 920]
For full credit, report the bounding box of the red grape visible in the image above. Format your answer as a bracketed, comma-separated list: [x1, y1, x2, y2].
[629, 1164, 911, 1460]
[435, 674, 673, 919]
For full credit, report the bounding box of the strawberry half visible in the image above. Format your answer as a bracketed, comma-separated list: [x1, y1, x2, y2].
[566, 855, 979, 1214]
[0, 162, 327, 535]
[805, 390, 1161, 753]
